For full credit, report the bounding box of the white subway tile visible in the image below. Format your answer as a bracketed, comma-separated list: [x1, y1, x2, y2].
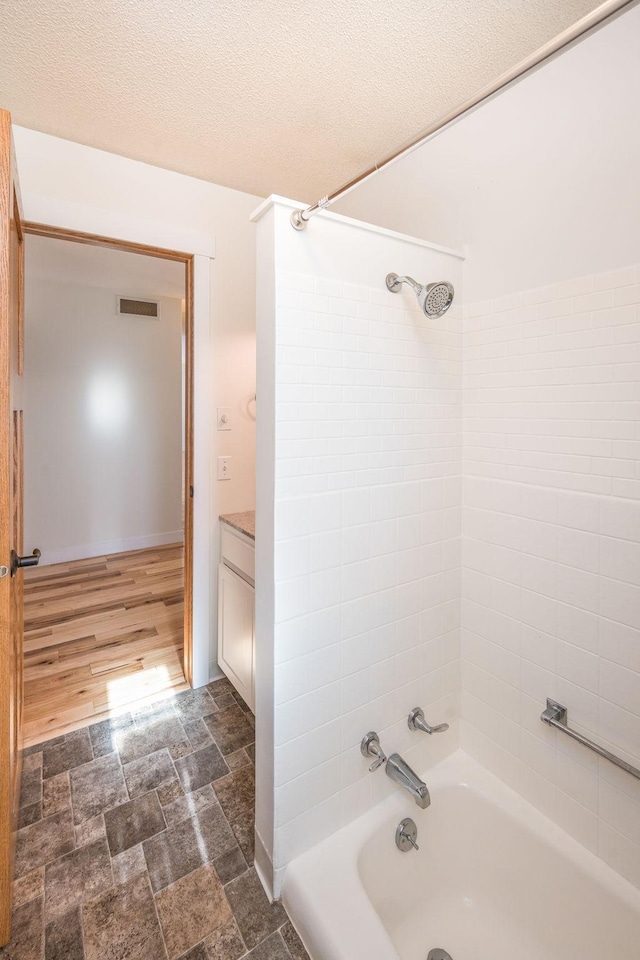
[555, 790, 598, 853]
[600, 659, 640, 718]
[270, 260, 640, 889]
[600, 534, 640, 585]
[593, 266, 636, 291]
[556, 602, 599, 654]
[557, 640, 598, 693]
[600, 576, 640, 631]
[556, 491, 600, 533]
[599, 701, 640, 767]
[557, 526, 599, 573]
[556, 565, 599, 614]
[599, 822, 640, 889]
[519, 764, 556, 820]
[599, 780, 640, 846]
[599, 618, 640, 673]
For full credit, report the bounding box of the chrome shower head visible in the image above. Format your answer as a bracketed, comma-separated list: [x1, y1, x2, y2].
[386, 273, 454, 319]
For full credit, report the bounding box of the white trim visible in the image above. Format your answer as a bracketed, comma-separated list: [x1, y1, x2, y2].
[249, 194, 466, 260]
[22, 191, 216, 259]
[254, 830, 276, 904]
[22, 193, 215, 691]
[38, 531, 183, 567]
[191, 254, 213, 689]
[208, 662, 225, 683]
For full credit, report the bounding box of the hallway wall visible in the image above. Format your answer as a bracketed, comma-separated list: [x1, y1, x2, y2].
[24, 246, 184, 563]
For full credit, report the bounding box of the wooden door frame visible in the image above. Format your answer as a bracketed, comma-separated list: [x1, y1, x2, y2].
[21, 222, 195, 686]
[0, 108, 24, 947]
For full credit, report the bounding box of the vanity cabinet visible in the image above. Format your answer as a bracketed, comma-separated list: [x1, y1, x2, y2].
[218, 521, 255, 712]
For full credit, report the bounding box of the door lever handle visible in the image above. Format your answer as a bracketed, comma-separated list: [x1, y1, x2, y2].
[11, 548, 41, 576]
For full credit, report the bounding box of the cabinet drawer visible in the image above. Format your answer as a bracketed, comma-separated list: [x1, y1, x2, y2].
[220, 525, 255, 584]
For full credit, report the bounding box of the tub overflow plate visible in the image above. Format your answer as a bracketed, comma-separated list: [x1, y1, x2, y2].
[427, 951, 453, 960]
[395, 817, 419, 852]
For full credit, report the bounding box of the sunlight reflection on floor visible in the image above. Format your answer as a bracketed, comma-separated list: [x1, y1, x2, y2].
[106, 664, 176, 712]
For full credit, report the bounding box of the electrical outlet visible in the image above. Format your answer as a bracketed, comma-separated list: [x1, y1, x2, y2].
[217, 407, 231, 431]
[217, 456, 231, 480]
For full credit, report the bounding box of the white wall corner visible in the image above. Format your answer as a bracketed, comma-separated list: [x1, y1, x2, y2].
[254, 205, 277, 897]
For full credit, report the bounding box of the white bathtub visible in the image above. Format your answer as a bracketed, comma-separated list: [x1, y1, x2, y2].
[282, 751, 640, 960]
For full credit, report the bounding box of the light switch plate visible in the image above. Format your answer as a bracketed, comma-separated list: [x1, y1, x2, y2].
[217, 456, 231, 480]
[217, 407, 231, 431]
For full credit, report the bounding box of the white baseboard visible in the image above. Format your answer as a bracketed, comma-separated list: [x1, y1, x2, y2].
[38, 531, 183, 566]
[254, 830, 276, 902]
[208, 661, 224, 683]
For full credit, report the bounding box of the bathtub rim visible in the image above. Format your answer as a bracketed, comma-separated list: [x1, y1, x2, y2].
[281, 748, 640, 960]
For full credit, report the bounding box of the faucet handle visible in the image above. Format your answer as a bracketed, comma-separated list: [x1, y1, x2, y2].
[408, 707, 449, 735]
[361, 731, 388, 772]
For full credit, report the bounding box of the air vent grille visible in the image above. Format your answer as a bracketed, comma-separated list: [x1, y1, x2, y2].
[117, 297, 160, 318]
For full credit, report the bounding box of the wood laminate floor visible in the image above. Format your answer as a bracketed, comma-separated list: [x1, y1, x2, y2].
[23, 544, 188, 747]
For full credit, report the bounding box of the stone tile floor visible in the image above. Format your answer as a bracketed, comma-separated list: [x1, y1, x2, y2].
[2, 678, 310, 960]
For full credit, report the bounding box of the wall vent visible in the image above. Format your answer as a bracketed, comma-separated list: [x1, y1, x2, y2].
[116, 296, 160, 319]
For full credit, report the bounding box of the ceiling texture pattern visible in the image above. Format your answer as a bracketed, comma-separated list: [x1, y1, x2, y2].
[1, 0, 603, 200]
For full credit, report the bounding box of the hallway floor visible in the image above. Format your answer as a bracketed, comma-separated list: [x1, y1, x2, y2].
[4, 678, 308, 960]
[23, 544, 188, 746]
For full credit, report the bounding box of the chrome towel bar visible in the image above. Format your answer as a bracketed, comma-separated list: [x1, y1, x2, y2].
[541, 699, 640, 781]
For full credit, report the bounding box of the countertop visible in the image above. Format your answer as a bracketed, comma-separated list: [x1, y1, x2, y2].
[219, 510, 255, 541]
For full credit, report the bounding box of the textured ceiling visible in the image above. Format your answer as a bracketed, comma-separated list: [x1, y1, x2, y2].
[1, 0, 604, 201]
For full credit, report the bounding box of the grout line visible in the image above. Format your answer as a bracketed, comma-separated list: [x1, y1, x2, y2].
[145, 868, 171, 960]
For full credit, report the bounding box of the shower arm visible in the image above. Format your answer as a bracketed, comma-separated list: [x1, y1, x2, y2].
[290, 0, 637, 230]
[393, 275, 422, 294]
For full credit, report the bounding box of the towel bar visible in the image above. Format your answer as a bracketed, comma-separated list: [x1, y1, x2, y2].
[541, 698, 640, 781]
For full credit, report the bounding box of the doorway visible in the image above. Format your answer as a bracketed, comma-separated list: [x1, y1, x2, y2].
[21, 226, 194, 745]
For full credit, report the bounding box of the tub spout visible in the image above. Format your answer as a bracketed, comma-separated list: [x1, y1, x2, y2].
[385, 753, 431, 809]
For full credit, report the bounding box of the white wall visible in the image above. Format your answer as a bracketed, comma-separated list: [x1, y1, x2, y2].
[337, 4, 640, 890]
[335, 3, 640, 302]
[13, 127, 262, 684]
[254, 197, 464, 894]
[24, 238, 184, 564]
[15, 126, 261, 517]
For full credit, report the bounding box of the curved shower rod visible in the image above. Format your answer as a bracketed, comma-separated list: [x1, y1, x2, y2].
[291, 0, 637, 230]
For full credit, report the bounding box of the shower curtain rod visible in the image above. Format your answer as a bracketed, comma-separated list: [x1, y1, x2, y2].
[290, 0, 638, 230]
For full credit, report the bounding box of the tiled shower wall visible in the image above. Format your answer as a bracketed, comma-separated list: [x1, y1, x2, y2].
[255, 201, 464, 890]
[272, 270, 463, 874]
[461, 264, 640, 888]
[257, 200, 640, 894]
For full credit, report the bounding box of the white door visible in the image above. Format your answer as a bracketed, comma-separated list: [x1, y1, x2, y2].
[217, 564, 255, 711]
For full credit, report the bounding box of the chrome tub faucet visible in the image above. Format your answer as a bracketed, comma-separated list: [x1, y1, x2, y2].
[361, 732, 431, 809]
[385, 753, 431, 809]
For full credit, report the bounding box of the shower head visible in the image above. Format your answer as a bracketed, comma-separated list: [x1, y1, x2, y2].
[386, 273, 454, 319]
